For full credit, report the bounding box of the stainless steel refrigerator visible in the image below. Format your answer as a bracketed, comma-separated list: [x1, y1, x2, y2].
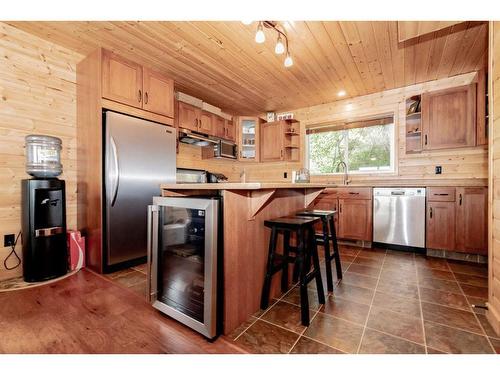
[104, 110, 176, 271]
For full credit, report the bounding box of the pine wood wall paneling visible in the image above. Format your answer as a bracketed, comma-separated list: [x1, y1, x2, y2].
[0, 22, 83, 281]
[488, 21, 500, 335]
[288, 72, 488, 185]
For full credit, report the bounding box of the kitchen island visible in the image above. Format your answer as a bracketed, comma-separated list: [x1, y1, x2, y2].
[160, 183, 328, 335]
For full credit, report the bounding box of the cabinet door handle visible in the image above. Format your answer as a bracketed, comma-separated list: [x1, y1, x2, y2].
[424, 134, 428, 145]
[435, 193, 449, 196]
[429, 207, 433, 218]
[348, 192, 359, 195]
[196, 118, 199, 128]
[280, 149, 283, 158]
[339, 204, 342, 213]
[144, 92, 149, 104]
[459, 194, 462, 206]
[138, 89, 142, 103]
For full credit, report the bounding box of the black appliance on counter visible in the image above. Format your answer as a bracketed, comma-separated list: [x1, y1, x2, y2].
[21, 178, 68, 282]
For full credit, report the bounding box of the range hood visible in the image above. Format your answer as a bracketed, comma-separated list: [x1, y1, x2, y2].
[178, 129, 219, 147]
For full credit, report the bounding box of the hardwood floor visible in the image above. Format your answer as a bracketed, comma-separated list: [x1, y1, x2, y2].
[0, 269, 245, 354]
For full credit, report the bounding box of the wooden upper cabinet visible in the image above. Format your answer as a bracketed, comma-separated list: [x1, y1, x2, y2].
[177, 101, 199, 132]
[214, 116, 225, 138]
[225, 119, 236, 142]
[102, 50, 143, 108]
[421, 84, 476, 150]
[199, 111, 214, 135]
[456, 187, 488, 254]
[426, 201, 456, 251]
[142, 68, 174, 118]
[101, 50, 174, 118]
[338, 198, 372, 241]
[260, 121, 284, 162]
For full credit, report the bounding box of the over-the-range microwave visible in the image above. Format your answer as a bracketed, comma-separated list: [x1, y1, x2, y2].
[214, 139, 237, 159]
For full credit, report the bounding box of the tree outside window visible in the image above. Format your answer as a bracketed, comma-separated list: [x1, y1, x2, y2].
[308, 123, 394, 174]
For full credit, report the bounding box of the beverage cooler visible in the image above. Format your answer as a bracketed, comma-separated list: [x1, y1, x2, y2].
[147, 196, 222, 339]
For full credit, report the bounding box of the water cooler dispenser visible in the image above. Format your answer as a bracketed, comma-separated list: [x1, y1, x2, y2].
[21, 135, 68, 282]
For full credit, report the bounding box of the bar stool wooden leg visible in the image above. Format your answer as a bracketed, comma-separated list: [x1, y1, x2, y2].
[309, 226, 326, 305]
[281, 231, 291, 292]
[261, 227, 278, 310]
[321, 217, 334, 292]
[297, 227, 310, 326]
[329, 216, 343, 280]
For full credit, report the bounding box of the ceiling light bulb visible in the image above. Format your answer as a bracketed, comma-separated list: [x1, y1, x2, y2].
[241, 20, 253, 25]
[275, 36, 285, 54]
[284, 52, 293, 67]
[337, 90, 346, 97]
[255, 23, 265, 44]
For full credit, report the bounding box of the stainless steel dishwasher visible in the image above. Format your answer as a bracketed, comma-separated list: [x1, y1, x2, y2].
[373, 188, 426, 249]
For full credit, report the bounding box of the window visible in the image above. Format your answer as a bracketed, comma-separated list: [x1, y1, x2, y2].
[307, 116, 395, 174]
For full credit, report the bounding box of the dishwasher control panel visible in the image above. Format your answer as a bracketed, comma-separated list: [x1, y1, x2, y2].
[373, 188, 426, 197]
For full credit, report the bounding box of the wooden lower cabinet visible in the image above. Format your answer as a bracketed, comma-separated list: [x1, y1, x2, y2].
[426, 201, 456, 251]
[338, 198, 372, 241]
[312, 195, 339, 235]
[426, 186, 487, 254]
[455, 187, 488, 254]
[310, 188, 372, 242]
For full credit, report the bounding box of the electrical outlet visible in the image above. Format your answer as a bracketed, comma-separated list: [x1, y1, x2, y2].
[4, 234, 15, 247]
[284, 172, 288, 179]
[435, 166, 442, 174]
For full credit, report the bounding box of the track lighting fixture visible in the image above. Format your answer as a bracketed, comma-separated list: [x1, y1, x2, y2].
[247, 21, 293, 68]
[275, 35, 285, 55]
[255, 22, 265, 44]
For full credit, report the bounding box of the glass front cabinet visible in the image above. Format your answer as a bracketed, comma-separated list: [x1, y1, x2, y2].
[237, 116, 264, 162]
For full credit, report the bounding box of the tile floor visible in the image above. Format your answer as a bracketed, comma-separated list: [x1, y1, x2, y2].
[229, 246, 499, 354]
[104, 263, 148, 298]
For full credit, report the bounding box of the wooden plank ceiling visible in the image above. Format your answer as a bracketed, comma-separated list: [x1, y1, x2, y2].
[8, 21, 488, 115]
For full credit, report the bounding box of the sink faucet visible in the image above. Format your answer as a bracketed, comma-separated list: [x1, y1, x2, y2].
[336, 161, 350, 185]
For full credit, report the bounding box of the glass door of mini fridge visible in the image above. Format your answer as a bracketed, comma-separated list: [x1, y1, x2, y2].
[147, 196, 219, 339]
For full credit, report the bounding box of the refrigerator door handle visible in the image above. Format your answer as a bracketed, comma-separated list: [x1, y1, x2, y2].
[109, 136, 120, 207]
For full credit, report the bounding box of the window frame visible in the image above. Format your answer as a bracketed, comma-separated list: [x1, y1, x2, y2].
[305, 113, 398, 176]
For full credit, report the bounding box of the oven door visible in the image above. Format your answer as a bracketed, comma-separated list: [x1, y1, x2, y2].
[217, 140, 237, 159]
[147, 196, 218, 338]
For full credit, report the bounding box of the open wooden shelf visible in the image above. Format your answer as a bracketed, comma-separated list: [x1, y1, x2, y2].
[405, 94, 422, 154]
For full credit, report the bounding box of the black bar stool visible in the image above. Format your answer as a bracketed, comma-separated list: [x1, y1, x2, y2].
[296, 209, 342, 292]
[261, 216, 325, 326]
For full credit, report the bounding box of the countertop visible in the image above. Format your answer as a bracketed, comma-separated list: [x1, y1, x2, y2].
[160, 182, 330, 190]
[318, 178, 488, 187]
[161, 178, 487, 191]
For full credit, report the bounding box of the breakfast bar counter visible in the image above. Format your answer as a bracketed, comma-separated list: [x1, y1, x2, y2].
[160, 183, 328, 334]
